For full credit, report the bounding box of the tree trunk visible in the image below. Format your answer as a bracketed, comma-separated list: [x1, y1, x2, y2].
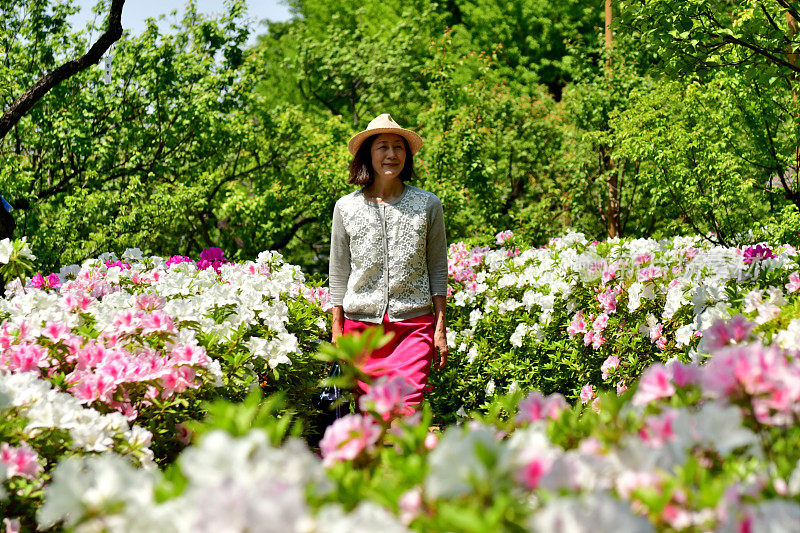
[788, 11, 799, 190]
[604, 0, 619, 238]
[0, 0, 126, 141]
[605, 0, 613, 71]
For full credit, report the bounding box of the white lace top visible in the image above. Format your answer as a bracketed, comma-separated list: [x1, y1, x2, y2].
[329, 185, 448, 323]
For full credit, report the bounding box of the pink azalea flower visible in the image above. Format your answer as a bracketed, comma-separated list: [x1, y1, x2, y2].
[633, 364, 676, 406]
[702, 343, 800, 425]
[599, 288, 621, 314]
[319, 414, 381, 467]
[580, 383, 594, 404]
[3, 518, 20, 533]
[668, 361, 699, 388]
[583, 330, 594, 347]
[42, 321, 70, 343]
[166, 255, 193, 269]
[591, 332, 606, 349]
[601, 355, 619, 380]
[62, 290, 94, 312]
[104, 260, 131, 270]
[649, 323, 664, 342]
[634, 253, 654, 266]
[495, 230, 514, 245]
[136, 293, 166, 311]
[28, 273, 46, 289]
[75, 342, 107, 370]
[786, 272, 800, 293]
[638, 409, 678, 447]
[359, 376, 415, 420]
[567, 312, 587, 338]
[592, 313, 610, 333]
[6, 343, 48, 373]
[662, 504, 692, 530]
[170, 343, 210, 366]
[200, 247, 226, 263]
[616, 380, 628, 395]
[742, 244, 776, 265]
[578, 437, 602, 455]
[637, 266, 663, 282]
[112, 310, 139, 334]
[0, 443, 42, 479]
[0, 324, 13, 350]
[424, 432, 439, 450]
[601, 262, 622, 285]
[616, 470, 661, 500]
[140, 311, 176, 335]
[703, 316, 755, 350]
[516, 391, 568, 424]
[70, 373, 117, 404]
[399, 487, 423, 525]
[518, 457, 552, 489]
[175, 423, 193, 446]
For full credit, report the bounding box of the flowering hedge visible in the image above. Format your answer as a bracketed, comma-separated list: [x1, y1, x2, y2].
[0, 242, 331, 527]
[428, 231, 800, 423]
[3, 233, 800, 530]
[33, 315, 800, 532]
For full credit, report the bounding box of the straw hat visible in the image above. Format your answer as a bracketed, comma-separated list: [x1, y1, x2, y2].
[348, 114, 423, 156]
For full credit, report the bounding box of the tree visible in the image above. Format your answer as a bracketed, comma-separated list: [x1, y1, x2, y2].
[0, 1, 352, 270]
[0, 0, 125, 140]
[619, 0, 800, 208]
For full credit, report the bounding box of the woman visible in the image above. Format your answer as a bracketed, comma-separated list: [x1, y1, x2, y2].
[329, 113, 448, 412]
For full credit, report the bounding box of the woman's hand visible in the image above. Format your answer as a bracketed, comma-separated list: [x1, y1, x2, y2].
[433, 328, 448, 370]
[432, 295, 448, 370]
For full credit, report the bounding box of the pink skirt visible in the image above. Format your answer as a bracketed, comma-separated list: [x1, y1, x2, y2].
[343, 313, 435, 410]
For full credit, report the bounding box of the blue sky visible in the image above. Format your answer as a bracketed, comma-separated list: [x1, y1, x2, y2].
[69, 1, 293, 37]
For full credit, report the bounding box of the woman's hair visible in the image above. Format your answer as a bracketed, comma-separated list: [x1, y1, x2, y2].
[348, 134, 415, 185]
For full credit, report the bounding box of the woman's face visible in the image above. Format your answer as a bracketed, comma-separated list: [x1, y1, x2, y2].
[370, 133, 406, 181]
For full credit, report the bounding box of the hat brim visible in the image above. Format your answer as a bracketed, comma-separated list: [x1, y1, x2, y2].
[348, 128, 423, 156]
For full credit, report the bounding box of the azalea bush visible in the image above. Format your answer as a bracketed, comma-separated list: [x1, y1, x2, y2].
[5, 233, 800, 530]
[429, 231, 800, 422]
[0, 246, 332, 526]
[0, 371, 153, 529]
[33, 314, 800, 532]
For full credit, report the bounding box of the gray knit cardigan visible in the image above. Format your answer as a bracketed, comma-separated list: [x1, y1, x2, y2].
[328, 185, 448, 323]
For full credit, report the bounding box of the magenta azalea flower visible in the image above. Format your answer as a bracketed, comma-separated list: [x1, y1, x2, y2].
[742, 244, 777, 265]
[166, 255, 193, 268]
[200, 247, 225, 263]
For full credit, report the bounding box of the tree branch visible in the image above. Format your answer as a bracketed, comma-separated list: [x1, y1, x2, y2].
[717, 32, 800, 74]
[775, 0, 800, 25]
[271, 215, 318, 251]
[0, 0, 126, 140]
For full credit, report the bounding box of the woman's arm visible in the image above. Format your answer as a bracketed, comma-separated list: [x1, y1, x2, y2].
[427, 196, 449, 369]
[329, 202, 350, 343]
[331, 305, 345, 344]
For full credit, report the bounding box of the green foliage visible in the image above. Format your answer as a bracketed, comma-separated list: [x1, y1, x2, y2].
[611, 76, 779, 244]
[4, 0, 800, 271]
[189, 390, 303, 445]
